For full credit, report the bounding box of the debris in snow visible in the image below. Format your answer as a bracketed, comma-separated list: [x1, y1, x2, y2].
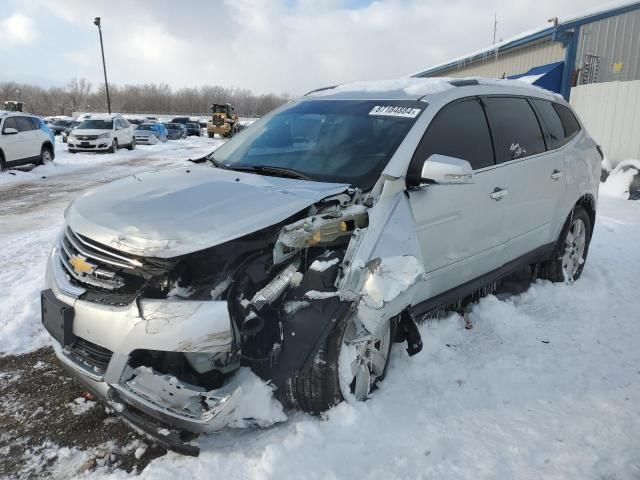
[283, 300, 310, 315]
[157, 428, 170, 437]
[134, 446, 146, 459]
[167, 283, 194, 299]
[309, 257, 339, 272]
[68, 397, 96, 416]
[601, 159, 640, 200]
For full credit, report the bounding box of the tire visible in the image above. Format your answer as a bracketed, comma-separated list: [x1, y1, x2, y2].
[538, 205, 592, 283]
[69, 149, 77, 154]
[39, 145, 53, 166]
[127, 137, 136, 150]
[109, 139, 118, 153]
[208, 133, 214, 138]
[0, 151, 6, 171]
[288, 313, 396, 414]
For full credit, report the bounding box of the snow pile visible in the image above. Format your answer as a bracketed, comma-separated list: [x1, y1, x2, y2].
[311, 77, 453, 97]
[600, 159, 640, 199]
[68, 397, 97, 416]
[228, 368, 287, 429]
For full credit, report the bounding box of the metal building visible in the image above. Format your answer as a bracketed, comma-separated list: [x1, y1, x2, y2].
[412, 1, 640, 101]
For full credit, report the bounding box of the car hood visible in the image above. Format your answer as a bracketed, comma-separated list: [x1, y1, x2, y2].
[65, 166, 350, 258]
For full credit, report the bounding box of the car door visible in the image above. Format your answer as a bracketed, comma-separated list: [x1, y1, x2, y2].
[16, 116, 41, 159]
[482, 96, 566, 260]
[408, 97, 512, 300]
[1, 117, 28, 163]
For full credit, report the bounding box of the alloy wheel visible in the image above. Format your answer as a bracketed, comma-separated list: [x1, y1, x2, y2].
[561, 217, 586, 281]
[338, 316, 392, 401]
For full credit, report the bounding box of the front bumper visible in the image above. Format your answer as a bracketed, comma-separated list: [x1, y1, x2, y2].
[68, 138, 111, 151]
[44, 245, 242, 433]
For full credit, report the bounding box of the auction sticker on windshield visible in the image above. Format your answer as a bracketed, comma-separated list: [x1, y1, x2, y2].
[369, 105, 421, 118]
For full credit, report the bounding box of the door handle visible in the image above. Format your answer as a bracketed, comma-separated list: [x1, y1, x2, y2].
[551, 169, 564, 180]
[490, 187, 509, 201]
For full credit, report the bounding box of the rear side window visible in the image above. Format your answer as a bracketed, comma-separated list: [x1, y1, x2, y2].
[411, 98, 494, 176]
[16, 117, 36, 132]
[554, 103, 580, 140]
[532, 99, 580, 149]
[483, 97, 546, 163]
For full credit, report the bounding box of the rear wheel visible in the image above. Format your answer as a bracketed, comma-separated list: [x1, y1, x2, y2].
[39, 145, 53, 166]
[109, 139, 118, 153]
[538, 206, 591, 283]
[288, 313, 395, 413]
[0, 151, 6, 171]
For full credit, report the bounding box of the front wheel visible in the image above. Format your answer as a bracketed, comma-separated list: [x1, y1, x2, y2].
[538, 205, 592, 283]
[288, 314, 395, 413]
[127, 137, 136, 150]
[109, 139, 118, 153]
[40, 146, 53, 165]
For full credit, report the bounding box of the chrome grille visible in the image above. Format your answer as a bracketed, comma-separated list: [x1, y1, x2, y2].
[76, 135, 98, 140]
[59, 227, 142, 291]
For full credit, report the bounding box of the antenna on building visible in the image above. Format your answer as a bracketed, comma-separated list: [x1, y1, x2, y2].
[493, 13, 498, 44]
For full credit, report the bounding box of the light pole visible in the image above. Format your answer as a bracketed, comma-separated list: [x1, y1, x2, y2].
[93, 17, 112, 114]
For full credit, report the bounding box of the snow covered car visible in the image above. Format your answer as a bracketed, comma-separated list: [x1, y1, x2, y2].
[67, 115, 135, 153]
[133, 123, 168, 144]
[41, 77, 600, 453]
[164, 122, 187, 140]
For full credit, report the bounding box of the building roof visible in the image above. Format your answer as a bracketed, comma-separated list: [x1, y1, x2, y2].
[413, 0, 640, 77]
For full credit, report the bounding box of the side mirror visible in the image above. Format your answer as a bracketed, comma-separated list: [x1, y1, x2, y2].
[3, 128, 18, 135]
[420, 154, 474, 185]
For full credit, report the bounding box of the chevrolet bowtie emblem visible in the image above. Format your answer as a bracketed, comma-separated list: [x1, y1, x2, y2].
[69, 255, 96, 275]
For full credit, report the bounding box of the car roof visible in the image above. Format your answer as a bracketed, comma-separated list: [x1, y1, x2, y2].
[0, 110, 37, 118]
[304, 76, 563, 103]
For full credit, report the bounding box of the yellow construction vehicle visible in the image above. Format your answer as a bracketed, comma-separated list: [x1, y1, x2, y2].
[207, 103, 238, 138]
[3, 101, 25, 112]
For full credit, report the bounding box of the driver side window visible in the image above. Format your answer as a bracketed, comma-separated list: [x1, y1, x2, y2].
[409, 98, 495, 181]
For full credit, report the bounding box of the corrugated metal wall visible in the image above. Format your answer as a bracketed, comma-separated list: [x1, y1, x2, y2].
[570, 80, 640, 164]
[432, 40, 565, 78]
[576, 8, 640, 83]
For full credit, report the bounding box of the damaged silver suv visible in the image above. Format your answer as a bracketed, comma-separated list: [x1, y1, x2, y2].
[42, 77, 600, 453]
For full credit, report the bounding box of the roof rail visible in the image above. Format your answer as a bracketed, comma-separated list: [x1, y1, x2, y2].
[448, 79, 480, 87]
[304, 85, 341, 96]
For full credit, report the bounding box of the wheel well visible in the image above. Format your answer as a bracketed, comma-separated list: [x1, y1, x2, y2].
[42, 141, 55, 159]
[576, 194, 596, 231]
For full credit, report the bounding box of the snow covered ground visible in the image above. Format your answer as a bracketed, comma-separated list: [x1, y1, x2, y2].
[1, 143, 639, 478]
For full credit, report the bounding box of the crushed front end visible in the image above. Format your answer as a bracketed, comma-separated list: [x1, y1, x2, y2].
[42, 189, 369, 446]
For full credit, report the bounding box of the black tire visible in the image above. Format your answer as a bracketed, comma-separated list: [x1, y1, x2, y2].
[69, 149, 77, 154]
[538, 205, 592, 283]
[109, 139, 118, 153]
[208, 133, 214, 138]
[127, 137, 136, 150]
[39, 145, 53, 165]
[288, 315, 396, 414]
[0, 151, 6, 171]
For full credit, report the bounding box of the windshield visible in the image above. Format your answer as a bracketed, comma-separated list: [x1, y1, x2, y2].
[54, 120, 72, 126]
[137, 124, 154, 130]
[209, 100, 423, 189]
[166, 123, 180, 129]
[78, 119, 113, 129]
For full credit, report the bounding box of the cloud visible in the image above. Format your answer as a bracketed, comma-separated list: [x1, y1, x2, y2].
[0, 13, 40, 47]
[10, 0, 612, 94]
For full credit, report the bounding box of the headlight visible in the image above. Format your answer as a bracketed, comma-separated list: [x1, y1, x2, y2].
[68, 134, 76, 140]
[97, 132, 110, 139]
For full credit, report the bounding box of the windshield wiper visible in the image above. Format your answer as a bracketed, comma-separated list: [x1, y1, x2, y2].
[224, 165, 311, 180]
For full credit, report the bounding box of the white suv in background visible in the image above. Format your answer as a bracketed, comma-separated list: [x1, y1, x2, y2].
[0, 111, 55, 170]
[67, 115, 135, 153]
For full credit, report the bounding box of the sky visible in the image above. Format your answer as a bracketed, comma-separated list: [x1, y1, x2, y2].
[0, 0, 618, 96]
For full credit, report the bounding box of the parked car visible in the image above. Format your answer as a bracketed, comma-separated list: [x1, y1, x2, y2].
[185, 122, 202, 136]
[67, 115, 135, 153]
[49, 119, 76, 136]
[164, 123, 187, 140]
[133, 122, 168, 144]
[170, 116, 190, 125]
[1, 111, 55, 170]
[61, 121, 81, 143]
[41, 78, 600, 453]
